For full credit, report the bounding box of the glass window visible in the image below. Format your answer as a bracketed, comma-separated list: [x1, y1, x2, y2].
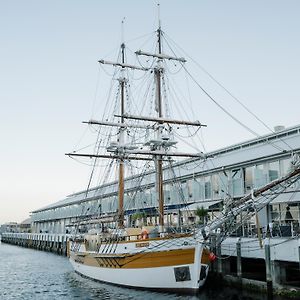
[254, 164, 266, 188]
[193, 178, 204, 201]
[280, 158, 291, 176]
[128, 193, 136, 209]
[111, 196, 117, 211]
[212, 174, 220, 199]
[244, 166, 254, 193]
[146, 187, 155, 206]
[269, 161, 280, 182]
[271, 204, 281, 222]
[232, 168, 243, 196]
[218, 171, 229, 199]
[187, 180, 193, 200]
[164, 184, 171, 205]
[170, 184, 181, 204]
[204, 176, 211, 199]
[102, 199, 109, 213]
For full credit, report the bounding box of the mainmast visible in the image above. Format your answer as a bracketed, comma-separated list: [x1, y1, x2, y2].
[155, 24, 165, 232]
[135, 19, 202, 233]
[118, 42, 126, 228]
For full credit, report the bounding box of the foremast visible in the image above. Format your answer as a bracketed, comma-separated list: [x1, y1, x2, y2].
[67, 41, 149, 228]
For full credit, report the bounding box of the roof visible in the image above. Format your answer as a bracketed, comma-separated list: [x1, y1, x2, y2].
[20, 218, 32, 225]
[271, 190, 300, 204]
[181, 200, 222, 211]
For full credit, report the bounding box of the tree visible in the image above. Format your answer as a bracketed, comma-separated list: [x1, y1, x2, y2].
[195, 206, 208, 224]
[132, 212, 146, 226]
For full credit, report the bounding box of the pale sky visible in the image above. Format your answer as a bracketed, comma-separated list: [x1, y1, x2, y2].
[1, 0, 300, 224]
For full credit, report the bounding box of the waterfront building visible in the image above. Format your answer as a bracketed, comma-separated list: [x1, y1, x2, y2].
[0, 222, 18, 234]
[19, 218, 32, 233]
[0, 219, 32, 234]
[31, 125, 300, 236]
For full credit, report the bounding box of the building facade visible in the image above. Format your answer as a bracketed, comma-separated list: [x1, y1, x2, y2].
[31, 125, 300, 235]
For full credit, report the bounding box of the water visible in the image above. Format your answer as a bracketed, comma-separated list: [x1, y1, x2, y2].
[0, 242, 277, 300]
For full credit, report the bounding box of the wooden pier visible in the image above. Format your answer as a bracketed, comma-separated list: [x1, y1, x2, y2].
[1, 232, 300, 298]
[1, 233, 70, 256]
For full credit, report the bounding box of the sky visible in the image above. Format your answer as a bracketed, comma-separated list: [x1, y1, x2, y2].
[0, 0, 299, 224]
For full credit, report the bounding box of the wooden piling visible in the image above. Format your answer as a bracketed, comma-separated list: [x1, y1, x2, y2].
[0, 233, 69, 256]
[265, 239, 273, 300]
[237, 238, 242, 278]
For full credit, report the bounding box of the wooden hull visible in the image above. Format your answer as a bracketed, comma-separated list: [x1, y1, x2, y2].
[69, 237, 209, 292]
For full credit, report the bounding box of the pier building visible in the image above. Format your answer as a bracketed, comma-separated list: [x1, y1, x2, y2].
[30, 125, 300, 236]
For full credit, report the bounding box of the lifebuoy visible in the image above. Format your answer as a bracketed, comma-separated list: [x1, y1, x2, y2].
[141, 229, 149, 240]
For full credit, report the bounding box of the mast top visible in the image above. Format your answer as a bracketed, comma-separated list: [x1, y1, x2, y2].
[121, 17, 126, 47]
[157, 2, 161, 31]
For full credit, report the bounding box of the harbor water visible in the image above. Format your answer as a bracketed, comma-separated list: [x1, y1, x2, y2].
[0, 241, 282, 300]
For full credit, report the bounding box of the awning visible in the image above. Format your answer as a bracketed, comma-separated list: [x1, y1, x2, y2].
[180, 200, 222, 211]
[270, 191, 300, 204]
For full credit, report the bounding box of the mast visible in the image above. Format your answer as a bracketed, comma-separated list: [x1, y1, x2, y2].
[155, 22, 165, 232]
[118, 40, 125, 228]
[134, 15, 193, 233]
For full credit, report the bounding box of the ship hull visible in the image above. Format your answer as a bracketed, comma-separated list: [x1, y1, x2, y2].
[69, 237, 209, 292]
[70, 259, 206, 291]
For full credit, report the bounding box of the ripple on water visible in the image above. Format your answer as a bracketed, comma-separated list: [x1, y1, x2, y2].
[0, 242, 280, 300]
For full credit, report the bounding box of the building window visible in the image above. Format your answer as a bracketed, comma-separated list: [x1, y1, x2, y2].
[254, 164, 266, 188]
[164, 185, 171, 204]
[193, 178, 204, 201]
[204, 176, 211, 199]
[232, 168, 243, 196]
[269, 161, 280, 182]
[244, 166, 254, 193]
[212, 174, 220, 199]
[280, 158, 291, 176]
[187, 180, 193, 200]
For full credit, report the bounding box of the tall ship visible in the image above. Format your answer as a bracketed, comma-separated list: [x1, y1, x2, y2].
[67, 13, 300, 293]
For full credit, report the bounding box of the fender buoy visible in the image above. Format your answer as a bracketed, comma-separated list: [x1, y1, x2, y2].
[141, 229, 149, 240]
[209, 252, 216, 262]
